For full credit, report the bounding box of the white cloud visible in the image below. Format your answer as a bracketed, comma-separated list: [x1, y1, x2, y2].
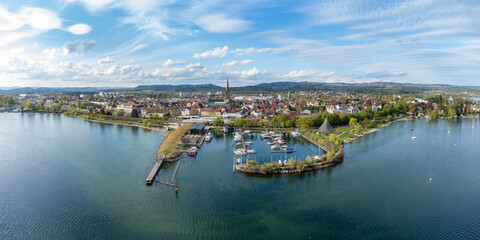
[69, 0, 272, 41]
[195, 14, 251, 33]
[97, 57, 114, 65]
[283, 70, 316, 78]
[218, 59, 254, 68]
[63, 40, 97, 55]
[366, 71, 407, 79]
[66, 0, 116, 12]
[230, 67, 266, 78]
[67, 23, 92, 35]
[231, 47, 290, 55]
[193, 46, 229, 59]
[162, 59, 185, 67]
[302, 0, 480, 41]
[0, 6, 62, 31]
[0, 6, 94, 46]
[42, 48, 60, 60]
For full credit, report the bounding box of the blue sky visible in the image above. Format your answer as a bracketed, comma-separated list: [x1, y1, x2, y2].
[0, 0, 479, 87]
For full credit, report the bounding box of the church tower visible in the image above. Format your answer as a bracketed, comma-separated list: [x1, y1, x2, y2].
[225, 78, 231, 102]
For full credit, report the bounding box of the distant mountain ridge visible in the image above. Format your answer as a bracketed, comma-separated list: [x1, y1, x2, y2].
[1, 81, 479, 94]
[134, 84, 223, 92]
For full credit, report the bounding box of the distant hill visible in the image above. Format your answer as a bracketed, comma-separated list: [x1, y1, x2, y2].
[1, 81, 479, 94]
[0, 87, 125, 94]
[134, 84, 224, 92]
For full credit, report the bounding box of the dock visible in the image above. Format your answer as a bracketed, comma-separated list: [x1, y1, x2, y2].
[300, 134, 329, 152]
[146, 159, 164, 185]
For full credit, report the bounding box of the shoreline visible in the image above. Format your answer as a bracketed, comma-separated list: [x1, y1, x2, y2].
[4, 111, 168, 134]
[343, 117, 409, 144]
[76, 116, 168, 134]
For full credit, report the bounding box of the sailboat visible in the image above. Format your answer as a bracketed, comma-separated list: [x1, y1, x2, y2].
[411, 128, 417, 140]
[448, 127, 451, 135]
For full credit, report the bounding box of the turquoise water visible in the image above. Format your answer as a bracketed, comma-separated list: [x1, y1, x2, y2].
[1, 113, 479, 239]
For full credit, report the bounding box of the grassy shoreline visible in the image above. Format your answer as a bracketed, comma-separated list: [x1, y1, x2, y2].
[157, 122, 194, 160]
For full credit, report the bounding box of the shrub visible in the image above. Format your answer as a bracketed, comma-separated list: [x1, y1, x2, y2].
[296, 161, 305, 171]
[305, 156, 314, 166]
[287, 158, 297, 170]
[329, 133, 337, 143]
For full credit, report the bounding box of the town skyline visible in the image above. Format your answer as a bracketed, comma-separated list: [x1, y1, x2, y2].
[1, 0, 480, 88]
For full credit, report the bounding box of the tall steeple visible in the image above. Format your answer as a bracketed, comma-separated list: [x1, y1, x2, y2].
[225, 78, 231, 102]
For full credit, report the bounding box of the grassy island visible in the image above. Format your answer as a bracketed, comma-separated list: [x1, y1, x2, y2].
[237, 147, 343, 174]
[157, 122, 194, 160]
[236, 134, 344, 175]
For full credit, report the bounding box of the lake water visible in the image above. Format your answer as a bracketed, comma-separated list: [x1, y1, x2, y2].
[230, 132, 323, 165]
[1, 113, 479, 239]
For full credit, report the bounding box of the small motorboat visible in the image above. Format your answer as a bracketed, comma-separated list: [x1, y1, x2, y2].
[189, 147, 198, 156]
[284, 160, 288, 165]
[236, 158, 242, 164]
[234, 149, 247, 155]
[284, 147, 295, 152]
[412, 136, 417, 140]
[244, 141, 253, 145]
[243, 130, 251, 134]
[246, 149, 256, 154]
[267, 142, 276, 145]
[271, 145, 278, 149]
[277, 140, 286, 145]
[205, 134, 212, 142]
[291, 131, 301, 137]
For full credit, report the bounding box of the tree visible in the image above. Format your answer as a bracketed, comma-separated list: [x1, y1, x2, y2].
[448, 108, 456, 118]
[430, 109, 439, 119]
[53, 103, 62, 112]
[212, 118, 224, 126]
[286, 120, 294, 128]
[329, 133, 336, 142]
[295, 116, 313, 128]
[26, 101, 36, 111]
[130, 108, 139, 118]
[142, 119, 150, 126]
[116, 110, 125, 117]
[269, 118, 276, 128]
[386, 115, 393, 121]
[349, 117, 358, 126]
[38, 101, 44, 110]
[19, 105, 25, 112]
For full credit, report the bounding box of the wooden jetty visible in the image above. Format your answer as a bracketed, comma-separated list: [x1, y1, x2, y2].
[146, 159, 164, 185]
[300, 134, 329, 152]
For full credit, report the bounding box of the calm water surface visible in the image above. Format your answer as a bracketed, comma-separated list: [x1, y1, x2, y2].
[0, 113, 479, 239]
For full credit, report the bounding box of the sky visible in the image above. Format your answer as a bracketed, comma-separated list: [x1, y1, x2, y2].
[0, 0, 479, 87]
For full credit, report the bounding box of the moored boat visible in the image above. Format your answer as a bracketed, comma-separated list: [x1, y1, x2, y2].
[205, 134, 212, 142]
[291, 131, 301, 137]
[246, 149, 256, 154]
[189, 147, 198, 156]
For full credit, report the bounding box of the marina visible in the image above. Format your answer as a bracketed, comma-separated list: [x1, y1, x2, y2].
[231, 129, 322, 168]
